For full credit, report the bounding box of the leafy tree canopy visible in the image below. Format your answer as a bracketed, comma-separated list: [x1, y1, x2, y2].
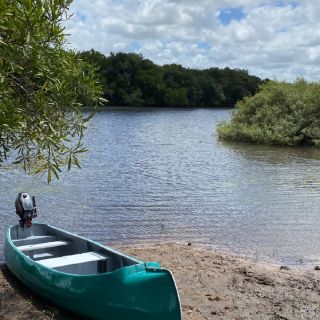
[218, 79, 320, 147]
[0, 0, 104, 182]
[79, 50, 265, 109]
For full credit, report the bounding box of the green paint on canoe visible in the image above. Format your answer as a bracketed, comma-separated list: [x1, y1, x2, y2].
[5, 225, 182, 320]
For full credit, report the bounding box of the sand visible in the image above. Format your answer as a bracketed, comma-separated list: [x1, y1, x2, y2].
[1, 243, 320, 319]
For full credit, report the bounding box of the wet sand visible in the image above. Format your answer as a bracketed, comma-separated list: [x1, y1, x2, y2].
[1, 243, 320, 319]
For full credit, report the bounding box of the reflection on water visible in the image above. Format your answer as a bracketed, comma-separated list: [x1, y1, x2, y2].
[1, 108, 320, 266]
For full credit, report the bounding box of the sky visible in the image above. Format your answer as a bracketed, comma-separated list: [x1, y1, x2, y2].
[64, 0, 320, 81]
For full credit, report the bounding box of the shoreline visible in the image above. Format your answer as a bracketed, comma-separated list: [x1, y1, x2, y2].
[110, 240, 320, 270]
[1, 243, 320, 319]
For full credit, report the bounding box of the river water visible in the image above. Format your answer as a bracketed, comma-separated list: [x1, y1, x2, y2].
[1, 108, 320, 266]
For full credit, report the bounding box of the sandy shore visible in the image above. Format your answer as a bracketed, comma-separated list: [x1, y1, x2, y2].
[1, 243, 320, 319]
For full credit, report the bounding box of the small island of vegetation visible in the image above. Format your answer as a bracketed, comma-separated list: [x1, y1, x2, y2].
[218, 79, 320, 147]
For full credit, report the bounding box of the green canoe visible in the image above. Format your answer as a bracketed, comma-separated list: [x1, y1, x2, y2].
[4, 223, 182, 320]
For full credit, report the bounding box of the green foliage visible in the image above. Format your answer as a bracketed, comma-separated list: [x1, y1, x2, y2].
[78, 51, 264, 108]
[218, 79, 320, 147]
[0, 0, 104, 182]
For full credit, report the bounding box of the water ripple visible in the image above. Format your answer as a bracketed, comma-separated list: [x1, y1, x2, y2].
[1, 108, 320, 266]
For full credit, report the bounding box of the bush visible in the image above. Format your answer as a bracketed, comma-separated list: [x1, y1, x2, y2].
[217, 79, 320, 147]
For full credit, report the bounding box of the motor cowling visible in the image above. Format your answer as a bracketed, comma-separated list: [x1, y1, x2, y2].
[15, 192, 37, 228]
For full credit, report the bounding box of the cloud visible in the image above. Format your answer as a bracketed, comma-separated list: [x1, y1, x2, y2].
[64, 1, 320, 81]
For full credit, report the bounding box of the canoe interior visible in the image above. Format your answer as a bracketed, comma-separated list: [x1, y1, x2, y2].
[10, 224, 140, 275]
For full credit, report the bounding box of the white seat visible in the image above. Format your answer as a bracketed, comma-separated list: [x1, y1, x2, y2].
[37, 251, 109, 269]
[13, 235, 57, 246]
[32, 252, 55, 260]
[13, 235, 55, 243]
[17, 241, 69, 252]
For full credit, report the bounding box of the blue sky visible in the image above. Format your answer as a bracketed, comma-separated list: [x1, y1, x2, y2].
[219, 7, 245, 25]
[64, 1, 320, 81]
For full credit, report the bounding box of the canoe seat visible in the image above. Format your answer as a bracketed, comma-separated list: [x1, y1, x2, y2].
[13, 235, 57, 247]
[17, 241, 70, 252]
[31, 252, 55, 261]
[37, 251, 109, 269]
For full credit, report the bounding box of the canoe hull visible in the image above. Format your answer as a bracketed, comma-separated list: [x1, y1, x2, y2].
[5, 224, 182, 320]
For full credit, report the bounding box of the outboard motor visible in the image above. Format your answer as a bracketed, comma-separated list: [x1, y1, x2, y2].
[15, 192, 37, 229]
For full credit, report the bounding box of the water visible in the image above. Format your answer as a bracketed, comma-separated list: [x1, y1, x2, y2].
[1, 107, 320, 267]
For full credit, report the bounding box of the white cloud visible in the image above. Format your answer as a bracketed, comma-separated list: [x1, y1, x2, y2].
[64, 1, 320, 81]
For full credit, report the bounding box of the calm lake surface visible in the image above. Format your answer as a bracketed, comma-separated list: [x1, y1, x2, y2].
[1, 107, 320, 266]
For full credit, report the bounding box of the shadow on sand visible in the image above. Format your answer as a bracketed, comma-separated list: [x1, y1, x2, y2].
[0, 264, 82, 320]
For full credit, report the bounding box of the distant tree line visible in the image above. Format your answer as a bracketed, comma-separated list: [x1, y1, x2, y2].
[78, 50, 266, 108]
